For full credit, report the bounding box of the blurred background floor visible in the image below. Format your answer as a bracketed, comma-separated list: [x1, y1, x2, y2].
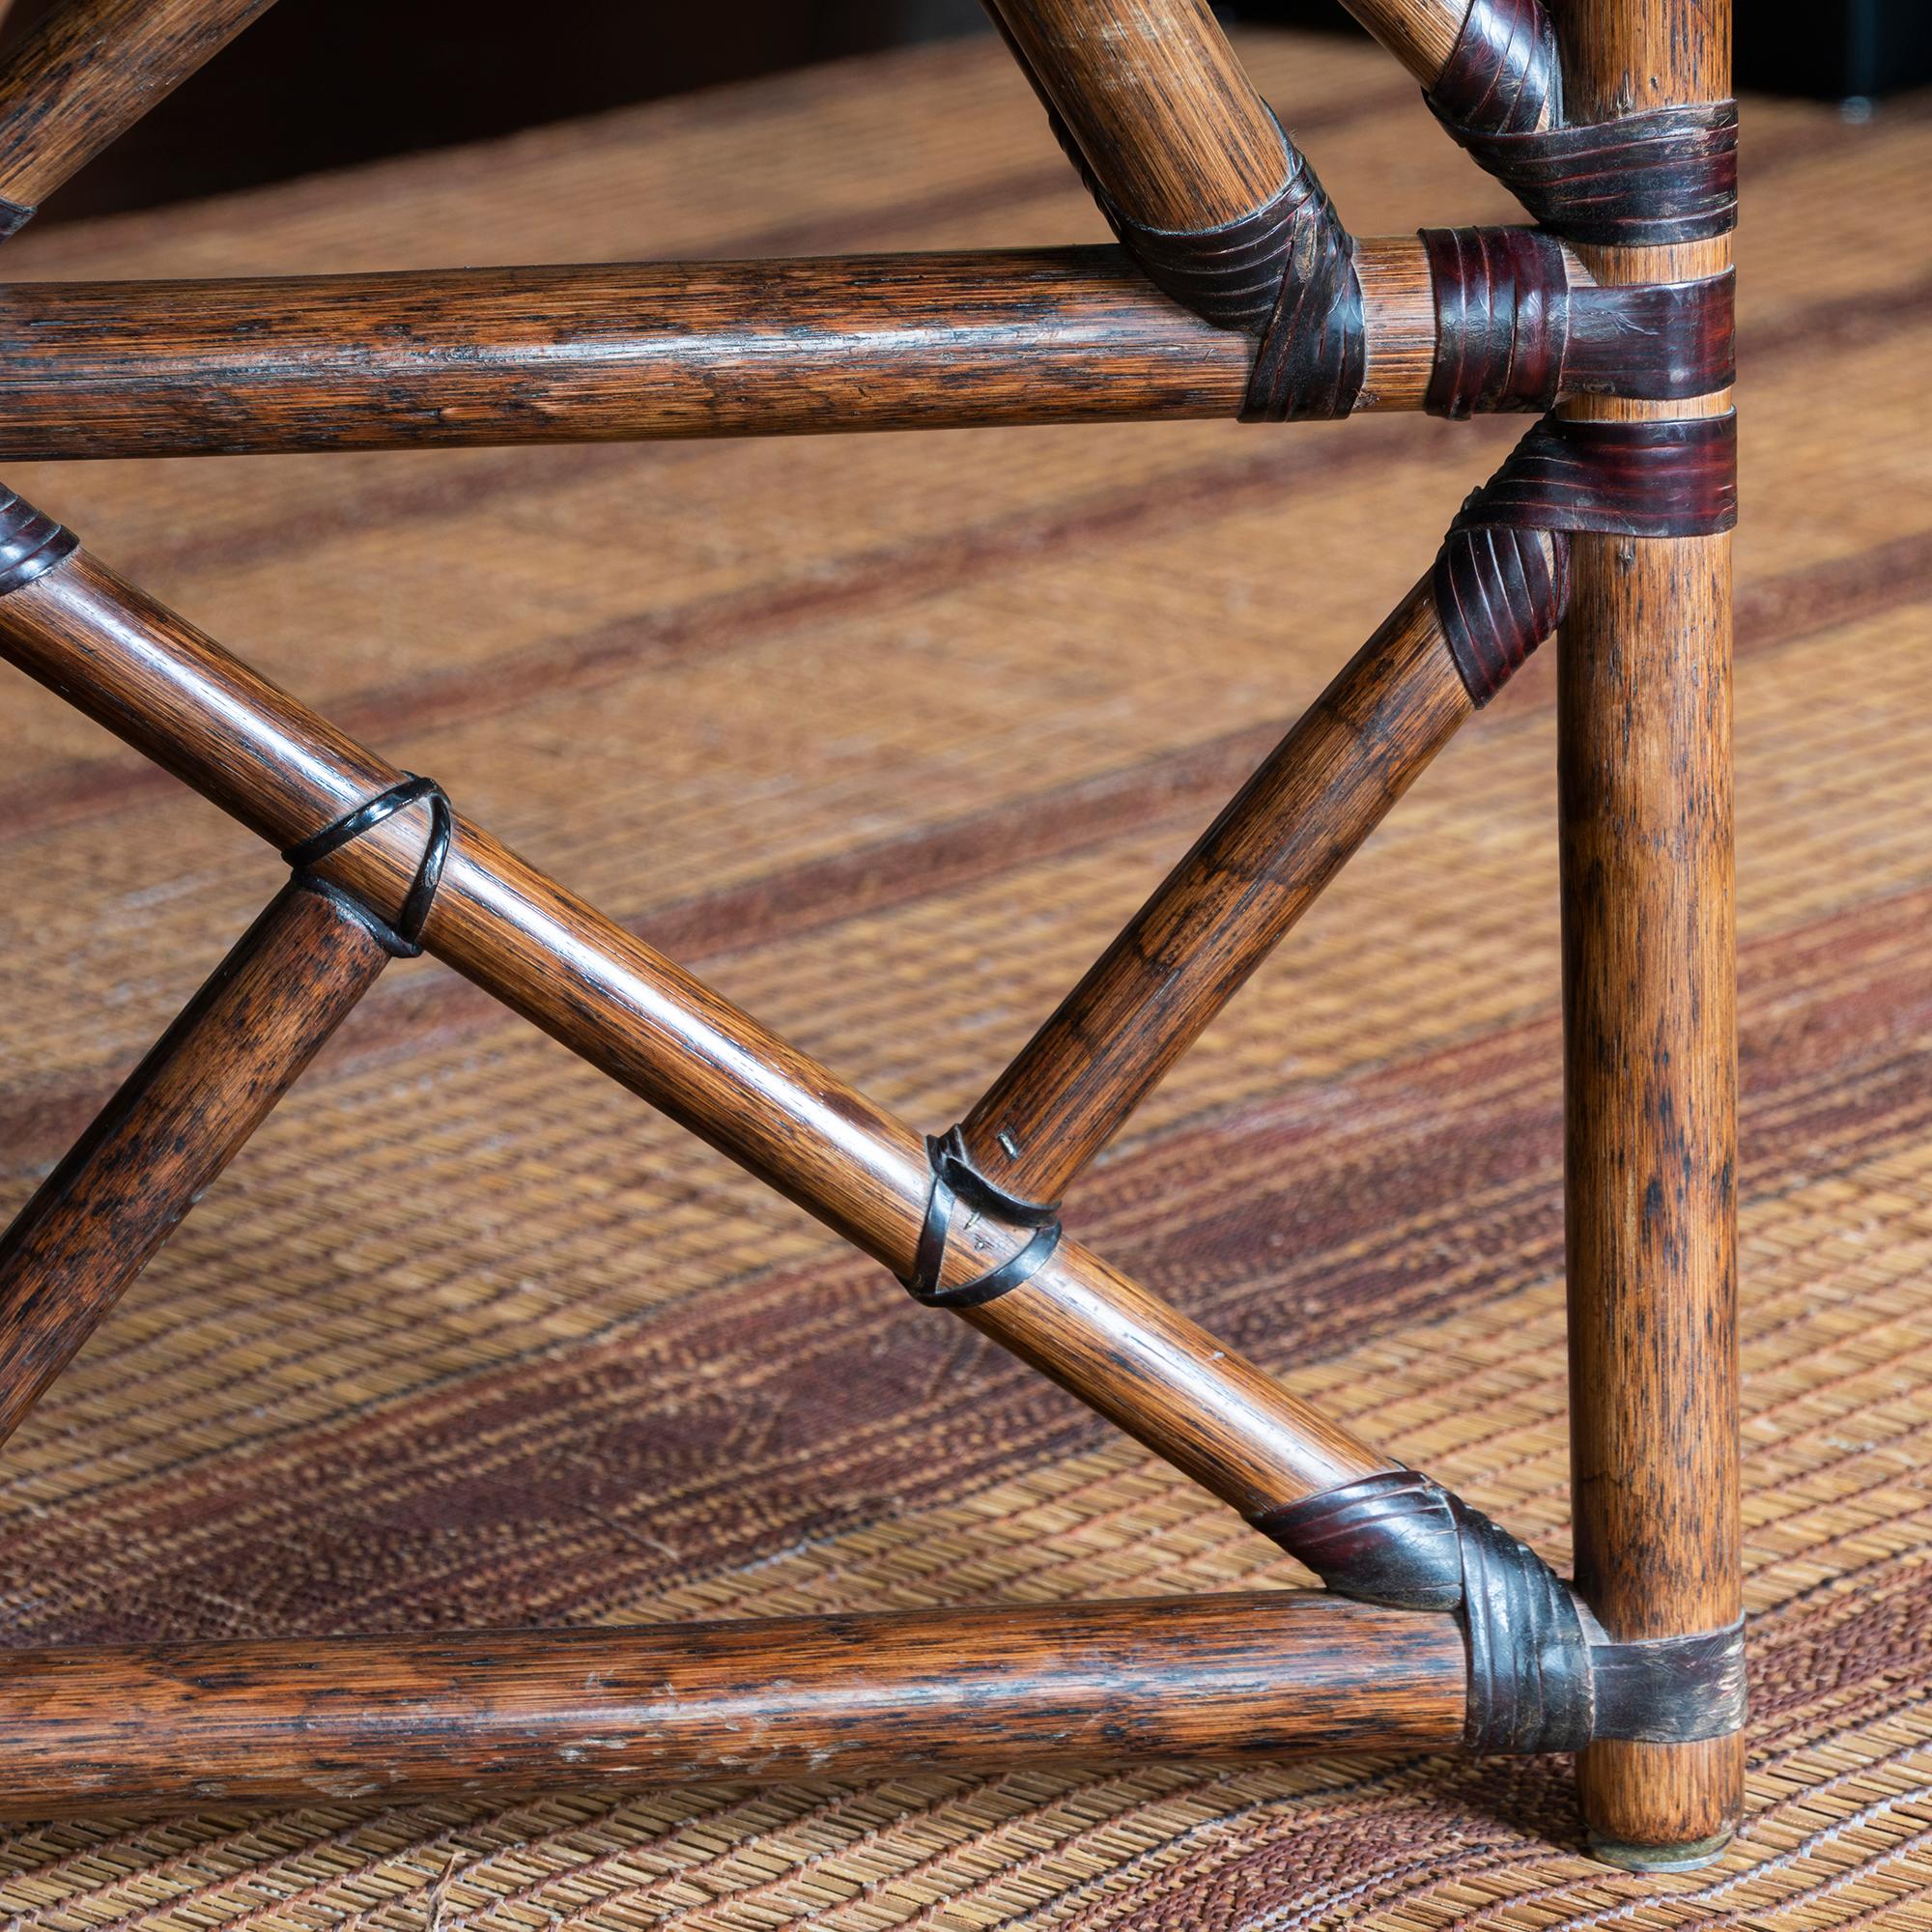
[0, 0, 1925, 224]
[1, 24, 1930, 1932]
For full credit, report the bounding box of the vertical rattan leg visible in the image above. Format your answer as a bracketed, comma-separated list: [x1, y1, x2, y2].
[1555, 0, 1744, 1871]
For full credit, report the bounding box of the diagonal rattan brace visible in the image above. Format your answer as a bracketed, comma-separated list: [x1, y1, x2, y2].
[1253, 1468, 1747, 1753]
[899, 1125, 1064, 1309]
[281, 774, 453, 957]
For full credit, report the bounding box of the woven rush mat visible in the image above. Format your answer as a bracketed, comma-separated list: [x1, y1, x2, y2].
[1, 27, 1929, 1932]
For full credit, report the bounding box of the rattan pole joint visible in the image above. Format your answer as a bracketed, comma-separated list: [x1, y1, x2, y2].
[1431, 408, 1737, 704]
[1255, 1468, 1747, 1753]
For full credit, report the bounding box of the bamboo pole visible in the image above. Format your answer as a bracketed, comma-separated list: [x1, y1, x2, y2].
[959, 571, 1479, 1205]
[1336, 0, 1469, 89]
[1554, 0, 1743, 1871]
[985, 0, 1290, 232]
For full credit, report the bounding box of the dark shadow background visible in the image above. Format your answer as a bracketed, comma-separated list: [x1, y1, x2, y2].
[3, 0, 1925, 226]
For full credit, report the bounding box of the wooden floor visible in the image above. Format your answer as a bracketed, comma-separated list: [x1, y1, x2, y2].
[0, 30, 1929, 1932]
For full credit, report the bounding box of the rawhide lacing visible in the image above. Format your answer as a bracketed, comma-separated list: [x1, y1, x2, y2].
[899, 1125, 1064, 1309]
[1432, 409, 1737, 705]
[1252, 1468, 1747, 1753]
[281, 775, 454, 958]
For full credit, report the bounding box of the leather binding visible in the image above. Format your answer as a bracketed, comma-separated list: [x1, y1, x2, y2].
[0, 486, 79, 597]
[1426, 0, 1563, 137]
[1095, 127, 1365, 422]
[1424, 227, 1570, 416]
[1423, 228, 1735, 416]
[899, 1124, 1064, 1310]
[1588, 1617, 1749, 1744]
[1000, 35, 1367, 422]
[1567, 269, 1736, 402]
[281, 773, 454, 957]
[1254, 1468, 1747, 1751]
[1448, 411, 1739, 540]
[1253, 1469, 1592, 1752]
[1432, 99, 1741, 247]
[0, 197, 34, 242]
[1431, 411, 1736, 705]
[1433, 520, 1569, 706]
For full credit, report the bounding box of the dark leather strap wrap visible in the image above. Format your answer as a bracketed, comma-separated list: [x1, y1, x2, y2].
[1568, 270, 1735, 403]
[1253, 1469, 1747, 1752]
[0, 485, 78, 597]
[899, 1125, 1064, 1310]
[1456, 1493, 1594, 1752]
[1589, 1617, 1748, 1743]
[1234, 172, 1364, 422]
[1425, 226, 1569, 416]
[1432, 99, 1740, 247]
[0, 197, 34, 241]
[1250, 1466, 1464, 1610]
[1430, 411, 1735, 705]
[1427, 0, 1562, 136]
[1020, 70, 1363, 420]
[1449, 411, 1739, 541]
[280, 774, 454, 957]
[1102, 133, 1365, 422]
[1252, 1469, 1591, 1752]
[1423, 228, 1734, 416]
[1434, 522, 1569, 706]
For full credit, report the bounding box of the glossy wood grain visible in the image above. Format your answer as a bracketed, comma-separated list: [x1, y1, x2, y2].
[0, 878, 389, 1450]
[1555, 0, 1744, 1869]
[0, 253, 1244, 453]
[0, 1591, 1465, 1817]
[1335, 0, 1465, 87]
[0, 0, 278, 230]
[0, 244, 1453, 457]
[960, 573, 1473, 1206]
[0, 547, 1398, 1538]
[987, 0, 1290, 231]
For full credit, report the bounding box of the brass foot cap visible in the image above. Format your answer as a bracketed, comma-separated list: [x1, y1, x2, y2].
[1587, 1829, 1735, 1874]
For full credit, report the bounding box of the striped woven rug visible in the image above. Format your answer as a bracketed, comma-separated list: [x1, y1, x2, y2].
[1, 28, 1929, 1932]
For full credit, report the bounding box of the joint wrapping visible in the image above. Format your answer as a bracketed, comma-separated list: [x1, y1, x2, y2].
[0, 197, 34, 241]
[1023, 75, 1363, 420]
[1252, 1469, 1590, 1751]
[1426, 0, 1737, 245]
[1433, 98, 1740, 248]
[1254, 1470, 1747, 1752]
[0, 486, 78, 598]
[1102, 134, 1364, 422]
[1423, 228, 1734, 416]
[1427, 0, 1562, 137]
[1431, 410, 1737, 705]
[899, 1125, 1063, 1310]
